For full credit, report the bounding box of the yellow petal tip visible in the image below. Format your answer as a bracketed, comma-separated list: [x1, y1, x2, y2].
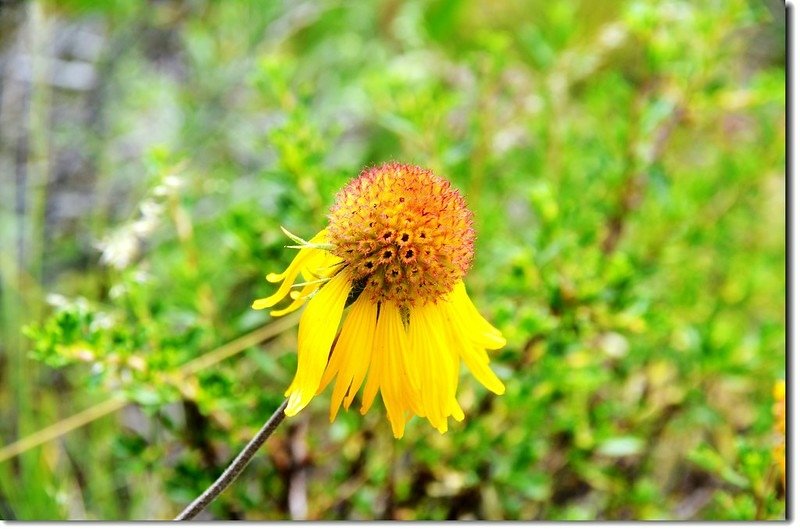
[252, 299, 269, 310]
[269, 307, 297, 318]
[484, 334, 507, 349]
[485, 378, 506, 395]
[285, 390, 309, 416]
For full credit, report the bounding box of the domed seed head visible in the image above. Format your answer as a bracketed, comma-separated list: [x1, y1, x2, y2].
[327, 162, 475, 306]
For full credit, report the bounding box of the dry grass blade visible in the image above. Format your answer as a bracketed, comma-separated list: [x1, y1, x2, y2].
[0, 312, 300, 464]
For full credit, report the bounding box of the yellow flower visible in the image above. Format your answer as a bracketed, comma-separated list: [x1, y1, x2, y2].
[253, 162, 506, 438]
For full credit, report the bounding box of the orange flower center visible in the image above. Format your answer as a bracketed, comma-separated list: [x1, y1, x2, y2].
[327, 163, 475, 305]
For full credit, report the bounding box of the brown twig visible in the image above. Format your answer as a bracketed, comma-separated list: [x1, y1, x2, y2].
[174, 399, 289, 521]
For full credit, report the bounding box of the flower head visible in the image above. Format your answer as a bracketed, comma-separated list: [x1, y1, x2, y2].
[327, 163, 475, 306]
[253, 162, 506, 437]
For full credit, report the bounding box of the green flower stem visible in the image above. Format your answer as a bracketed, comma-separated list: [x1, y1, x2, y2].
[174, 399, 289, 521]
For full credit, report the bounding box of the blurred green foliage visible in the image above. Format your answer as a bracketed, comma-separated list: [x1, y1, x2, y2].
[0, 0, 785, 520]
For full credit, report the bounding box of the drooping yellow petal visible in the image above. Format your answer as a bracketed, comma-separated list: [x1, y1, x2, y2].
[405, 305, 435, 425]
[375, 300, 412, 438]
[252, 229, 330, 310]
[267, 229, 329, 284]
[299, 240, 343, 282]
[361, 303, 414, 419]
[268, 281, 320, 317]
[360, 331, 382, 414]
[445, 332, 465, 423]
[407, 303, 460, 433]
[450, 399, 465, 422]
[319, 295, 377, 421]
[449, 281, 506, 350]
[342, 323, 375, 411]
[425, 304, 460, 433]
[441, 292, 506, 395]
[270, 251, 344, 316]
[284, 272, 351, 416]
[461, 344, 505, 395]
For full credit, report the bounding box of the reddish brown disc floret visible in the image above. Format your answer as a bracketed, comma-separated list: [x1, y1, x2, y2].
[327, 162, 475, 306]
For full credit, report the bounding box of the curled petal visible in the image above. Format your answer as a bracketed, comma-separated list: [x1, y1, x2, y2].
[284, 273, 352, 416]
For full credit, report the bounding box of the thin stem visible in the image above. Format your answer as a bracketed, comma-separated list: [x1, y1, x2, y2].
[174, 399, 289, 521]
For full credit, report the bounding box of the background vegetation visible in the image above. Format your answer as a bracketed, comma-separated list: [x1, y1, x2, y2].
[0, 0, 786, 520]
